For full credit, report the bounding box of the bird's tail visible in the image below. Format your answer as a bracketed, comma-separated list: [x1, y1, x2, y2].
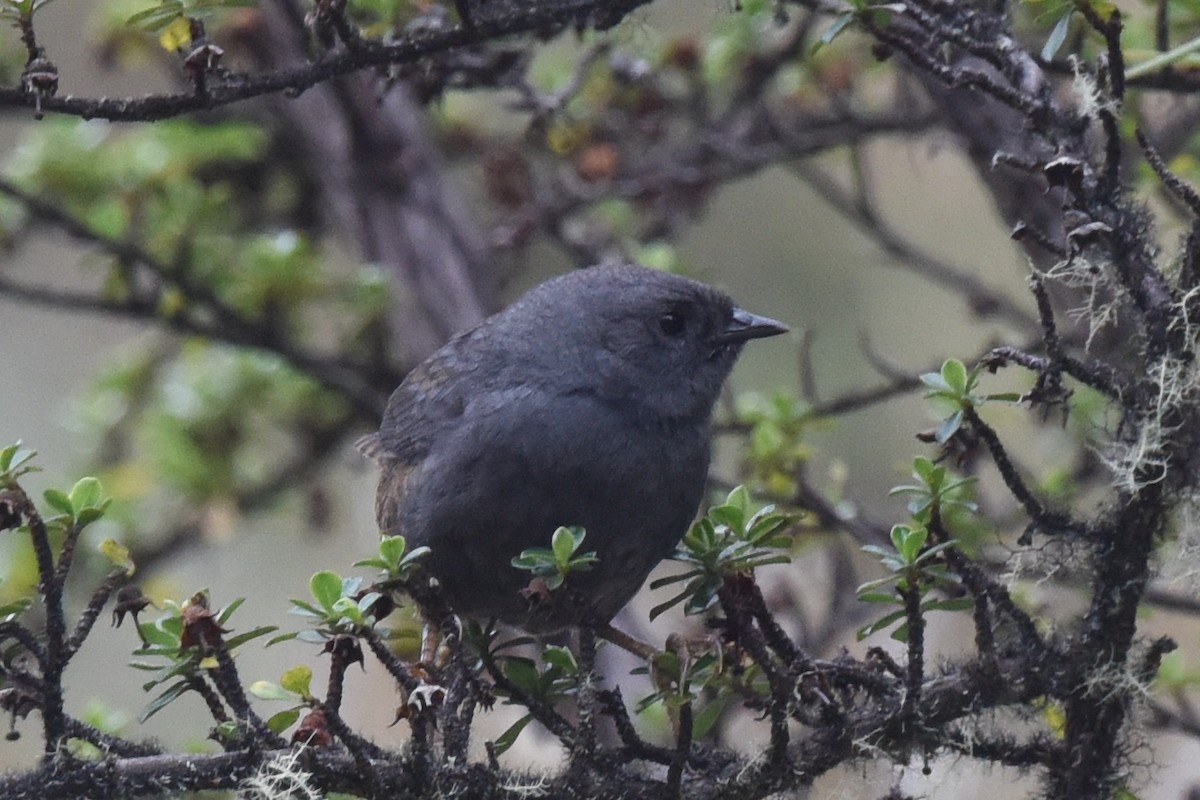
[354, 432, 387, 463]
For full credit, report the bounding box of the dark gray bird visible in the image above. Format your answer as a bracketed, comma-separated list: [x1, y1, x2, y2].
[357, 263, 787, 631]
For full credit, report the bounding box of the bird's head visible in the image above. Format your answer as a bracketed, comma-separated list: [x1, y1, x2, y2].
[500, 264, 788, 425]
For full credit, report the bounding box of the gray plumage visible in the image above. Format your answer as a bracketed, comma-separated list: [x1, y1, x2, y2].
[358, 263, 787, 631]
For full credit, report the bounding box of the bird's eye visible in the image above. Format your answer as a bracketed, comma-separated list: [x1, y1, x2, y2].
[659, 310, 686, 336]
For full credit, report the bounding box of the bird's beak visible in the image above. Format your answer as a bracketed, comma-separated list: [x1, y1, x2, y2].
[716, 307, 789, 344]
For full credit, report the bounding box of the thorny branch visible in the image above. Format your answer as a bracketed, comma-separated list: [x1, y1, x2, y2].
[6, 0, 1200, 798]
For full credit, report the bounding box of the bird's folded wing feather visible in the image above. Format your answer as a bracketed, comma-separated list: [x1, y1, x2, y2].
[355, 335, 478, 466]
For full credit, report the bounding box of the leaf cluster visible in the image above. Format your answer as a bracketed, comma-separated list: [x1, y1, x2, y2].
[649, 485, 795, 621]
[511, 525, 599, 591]
[921, 358, 1020, 443]
[130, 593, 275, 723]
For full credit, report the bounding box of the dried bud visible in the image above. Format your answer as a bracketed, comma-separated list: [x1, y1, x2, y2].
[391, 682, 447, 724]
[1067, 220, 1113, 249]
[519, 576, 553, 607]
[664, 38, 699, 71]
[1044, 156, 1087, 192]
[183, 42, 224, 76]
[321, 634, 365, 670]
[21, 57, 57, 94]
[576, 142, 620, 184]
[180, 595, 227, 651]
[112, 585, 153, 629]
[304, 10, 336, 49]
[483, 147, 532, 209]
[0, 489, 22, 532]
[407, 683, 446, 715]
[292, 709, 334, 747]
[20, 51, 58, 120]
[0, 685, 38, 721]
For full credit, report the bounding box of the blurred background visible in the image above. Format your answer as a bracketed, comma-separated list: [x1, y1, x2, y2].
[1, 0, 1197, 796]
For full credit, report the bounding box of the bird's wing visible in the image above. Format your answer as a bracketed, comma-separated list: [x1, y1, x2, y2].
[358, 333, 479, 467]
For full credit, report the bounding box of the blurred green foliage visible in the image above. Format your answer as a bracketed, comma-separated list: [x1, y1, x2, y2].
[0, 114, 395, 578]
[736, 392, 812, 497]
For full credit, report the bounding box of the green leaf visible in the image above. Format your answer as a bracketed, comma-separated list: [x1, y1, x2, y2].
[139, 681, 191, 723]
[212, 721, 243, 742]
[815, 11, 854, 49]
[913, 540, 956, 564]
[217, 597, 245, 625]
[280, 665, 313, 698]
[649, 586, 695, 621]
[76, 505, 109, 527]
[649, 570, 702, 590]
[935, 409, 964, 443]
[940, 359, 968, 394]
[126, 0, 184, 28]
[266, 708, 301, 734]
[897, 525, 927, 562]
[511, 550, 552, 570]
[249, 681, 294, 701]
[739, 554, 792, 570]
[1041, 12, 1073, 61]
[138, 619, 182, 649]
[378, 535, 407, 570]
[356, 591, 382, 616]
[68, 477, 103, 511]
[709, 504, 744, 531]
[311, 571, 344, 612]
[0, 443, 37, 481]
[43, 488, 73, 515]
[683, 587, 720, 616]
[856, 591, 900, 604]
[726, 484, 752, 516]
[552, 526, 580, 565]
[224, 625, 278, 650]
[503, 658, 539, 694]
[912, 456, 937, 482]
[288, 600, 324, 619]
[0, 597, 32, 621]
[691, 693, 730, 740]
[0, 443, 16, 471]
[402, 546, 431, 567]
[860, 544, 894, 559]
[919, 370, 950, 392]
[542, 646, 577, 674]
[855, 608, 908, 641]
[99, 539, 135, 574]
[491, 713, 533, 756]
[746, 512, 791, 543]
